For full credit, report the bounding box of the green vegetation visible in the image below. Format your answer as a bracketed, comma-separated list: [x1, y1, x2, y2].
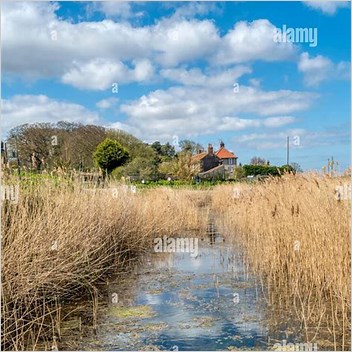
[108, 306, 155, 319]
[232, 166, 245, 181]
[93, 138, 129, 176]
[242, 164, 294, 177]
[3, 121, 296, 184]
[158, 151, 200, 180]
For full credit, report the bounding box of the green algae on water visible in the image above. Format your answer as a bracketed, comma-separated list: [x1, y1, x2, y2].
[108, 305, 155, 319]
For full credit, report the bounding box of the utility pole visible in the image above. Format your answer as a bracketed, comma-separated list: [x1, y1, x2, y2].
[286, 136, 290, 165]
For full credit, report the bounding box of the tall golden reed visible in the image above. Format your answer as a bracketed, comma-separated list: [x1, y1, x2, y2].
[1, 179, 209, 350]
[212, 173, 350, 350]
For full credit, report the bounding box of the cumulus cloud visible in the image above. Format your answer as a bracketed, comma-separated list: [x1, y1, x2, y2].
[214, 19, 296, 65]
[2, 95, 100, 132]
[90, 2, 136, 19]
[170, 2, 222, 19]
[2, 3, 301, 89]
[303, 1, 349, 15]
[117, 85, 317, 140]
[62, 59, 155, 90]
[217, 116, 297, 131]
[298, 52, 350, 86]
[152, 19, 221, 67]
[1, 2, 219, 81]
[96, 97, 119, 109]
[160, 66, 252, 87]
[235, 127, 349, 150]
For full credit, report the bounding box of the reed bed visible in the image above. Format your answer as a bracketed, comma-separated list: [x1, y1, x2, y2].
[1, 178, 209, 350]
[212, 173, 350, 350]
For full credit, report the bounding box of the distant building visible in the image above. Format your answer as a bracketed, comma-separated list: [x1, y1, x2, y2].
[215, 141, 238, 173]
[191, 141, 238, 179]
[192, 144, 219, 173]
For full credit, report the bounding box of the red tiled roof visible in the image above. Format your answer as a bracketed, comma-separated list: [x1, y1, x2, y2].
[215, 147, 237, 159]
[191, 152, 207, 161]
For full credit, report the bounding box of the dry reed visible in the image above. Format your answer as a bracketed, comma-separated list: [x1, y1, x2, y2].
[1, 178, 209, 350]
[212, 173, 350, 350]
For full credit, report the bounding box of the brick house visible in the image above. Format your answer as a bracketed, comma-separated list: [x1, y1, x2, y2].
[215, 141, 238, 173]
[192, 144, 219, 172]
[192, 142, 238, 179]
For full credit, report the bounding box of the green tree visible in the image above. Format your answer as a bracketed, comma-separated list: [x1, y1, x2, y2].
[122, 157, 159, 180]
[106, 129, 155, 160]
[151, 141, 175, 161]
[93, 138, 129, 176]
[161, 142, 175, 159]
[151, 141, 162, 155]
[159, 151, 200, 180]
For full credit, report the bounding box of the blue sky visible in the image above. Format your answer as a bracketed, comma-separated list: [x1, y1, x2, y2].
[1, 1, 351, 171]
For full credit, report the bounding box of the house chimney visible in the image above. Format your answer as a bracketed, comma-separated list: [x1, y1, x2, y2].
[208, 143, 213, 154]
[220, 141, 225, 148]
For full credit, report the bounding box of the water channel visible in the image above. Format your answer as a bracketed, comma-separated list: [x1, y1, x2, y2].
[64, 232, 272, 351]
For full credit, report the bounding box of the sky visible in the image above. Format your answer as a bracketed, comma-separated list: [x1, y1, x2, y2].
[1, 1, 351, 171]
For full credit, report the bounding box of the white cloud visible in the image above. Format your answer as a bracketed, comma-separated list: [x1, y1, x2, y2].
[1, 95, 100, 132]
[171, 2, 222, 19]
[218, 116, 297, 131]
[303, 1, 349, 15]
[152, 19, 221, 67]
[62, 59, 127, 90]
[249, 78, 261, 88]
[298, 52, 350, 86]
[96, 97, 119, 109]
[62, 58, 155, 90]
[92, 2, 134, 18]
[1, 2, 219, 82]
[160, 66, 252, 87]
[118, 85, 317, 141]
[214, 19, 296, 65]
[2, 3, 301, 90]
[236, 127, 349, 150]
[86, 2, 146, 21]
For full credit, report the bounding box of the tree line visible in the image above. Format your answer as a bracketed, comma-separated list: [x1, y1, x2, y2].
[2, 122, 205, 180]
[2, 122, 300, 180]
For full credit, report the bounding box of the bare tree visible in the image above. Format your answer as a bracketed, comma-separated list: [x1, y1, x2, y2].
[250, 156, 267, 165]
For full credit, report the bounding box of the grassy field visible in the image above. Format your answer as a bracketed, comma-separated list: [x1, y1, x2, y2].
[1, 173, 350, 350]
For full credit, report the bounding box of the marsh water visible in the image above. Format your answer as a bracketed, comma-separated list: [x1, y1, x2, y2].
[61, 232, 277, 351]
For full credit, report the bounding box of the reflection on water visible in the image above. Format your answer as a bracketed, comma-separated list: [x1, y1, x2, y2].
[97, 235, 269, 351]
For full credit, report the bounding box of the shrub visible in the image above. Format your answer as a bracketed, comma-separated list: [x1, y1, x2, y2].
[242, 164, 294, 177]
[93, 138, 129, 176]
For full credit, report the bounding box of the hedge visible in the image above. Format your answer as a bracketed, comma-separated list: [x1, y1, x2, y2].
[243, 164, 294, 177]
